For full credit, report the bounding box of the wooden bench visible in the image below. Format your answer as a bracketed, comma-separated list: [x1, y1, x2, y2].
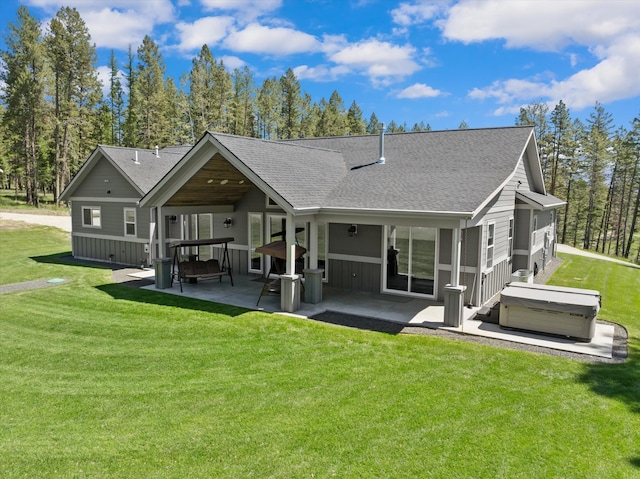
[176, 259, 228, 292]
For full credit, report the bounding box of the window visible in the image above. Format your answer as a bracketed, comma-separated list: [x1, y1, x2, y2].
[124, 208, 136, 236]
[82, 206, 101, 228]
[248, 213, 263, 273]
[532, 215, 538, 246]
[486, 222, 495, 269]
[508, 217, 514, 259]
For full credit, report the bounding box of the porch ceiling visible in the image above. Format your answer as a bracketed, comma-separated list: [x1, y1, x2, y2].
[166, 154, 254, 207]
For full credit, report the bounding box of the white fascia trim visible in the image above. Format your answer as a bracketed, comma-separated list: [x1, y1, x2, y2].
[317, 207, 472, 219]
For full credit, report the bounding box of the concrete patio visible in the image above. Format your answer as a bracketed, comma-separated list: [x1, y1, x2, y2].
[132, 270, 614, 359]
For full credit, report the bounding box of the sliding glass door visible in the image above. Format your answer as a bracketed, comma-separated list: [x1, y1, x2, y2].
[385, 225, 436, 296]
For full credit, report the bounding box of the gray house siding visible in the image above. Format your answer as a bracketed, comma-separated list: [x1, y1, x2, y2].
[73, 157, 140, 199]
[72, 235, 148, 266]
[327, 223, 382, 293]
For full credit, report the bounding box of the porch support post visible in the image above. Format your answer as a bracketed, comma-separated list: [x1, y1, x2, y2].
[154, 205, 173, 290]
[444, 222, 465, 327]
[303, 219, 323, 304]
[451, 223, 462, 287]
[309, 220, 318, 269]
[281, 212, 300, 312]
[157, 206, 165, 258]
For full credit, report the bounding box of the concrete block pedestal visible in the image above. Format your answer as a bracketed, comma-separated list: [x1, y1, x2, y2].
[280, 274, 301, 312]
[444, 284, 467, 327]
[303, 268, 324, 304]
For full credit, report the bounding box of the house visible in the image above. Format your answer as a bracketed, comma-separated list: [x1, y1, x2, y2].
[138, 125, 564, 323]
[59, 144, 190, 266]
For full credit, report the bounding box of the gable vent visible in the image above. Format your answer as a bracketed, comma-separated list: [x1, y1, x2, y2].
[134, 151, 140, 164]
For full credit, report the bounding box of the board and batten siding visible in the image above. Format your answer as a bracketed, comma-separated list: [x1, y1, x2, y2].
[73, 156, 140, 199]
[72, 235, 148, 266]
[327, 223, 382, 293]
[476, 165, 526, 304]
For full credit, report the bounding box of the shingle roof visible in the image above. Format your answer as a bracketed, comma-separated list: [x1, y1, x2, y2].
[101, 145, 190, 194]
[516, 189, 565, 209]
[213, 126, 534, 214]
[210, 133, 346, 209]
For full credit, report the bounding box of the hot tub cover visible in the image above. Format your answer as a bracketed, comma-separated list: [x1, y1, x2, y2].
[501, 283, 600, 317]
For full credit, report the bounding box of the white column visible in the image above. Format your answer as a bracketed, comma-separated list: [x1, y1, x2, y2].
[308, 219, 318, 269]
[285, 212, 295, 275]
[157, 206, 165, 258]
[451, 224, 462, 287]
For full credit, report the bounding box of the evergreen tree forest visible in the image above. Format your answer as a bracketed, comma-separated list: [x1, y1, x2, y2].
[1, 6, 638, 261]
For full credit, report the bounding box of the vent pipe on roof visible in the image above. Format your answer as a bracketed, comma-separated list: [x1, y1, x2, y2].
[377, 123, 386, 164]
[134, 151, 140, 164]
[155, 145, 159, 158]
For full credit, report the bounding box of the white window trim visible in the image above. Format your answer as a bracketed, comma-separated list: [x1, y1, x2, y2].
[248, 212, 263, 274]
[485, 221, 495, 271]
[532, 214, 538, 248]
[265, 195, 281, 209]
[124, 207, 136, 237]
[82, 206, 101, 228]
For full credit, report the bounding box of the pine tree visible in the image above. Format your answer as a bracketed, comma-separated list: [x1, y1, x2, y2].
[108, 50, 124, 145]
[346, 100, 367, 136]
[230, 66, 255, 137]
[458, 120, 469, 129]
[366, 112, 379, 134]
[582, 102, 613, 250]
[549, 100, 572, 196]
[122, 45, 138, 147]
[516, 102, 552, 185]
[279, 68, 301, 139]
[256, 77, 282, 139]
[45, 6, 101, 202]
[135, 35, 169, 148]
[1, 6, 48, 206]
[316, 90, 346, 136]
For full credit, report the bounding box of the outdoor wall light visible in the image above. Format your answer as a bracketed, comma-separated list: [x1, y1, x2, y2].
[169, 215, 177, 224]
[348, 225, 357, 237]
[223, 217, 233, 228]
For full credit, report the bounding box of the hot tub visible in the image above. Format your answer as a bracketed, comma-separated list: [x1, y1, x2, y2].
[499, 283, 600, 341]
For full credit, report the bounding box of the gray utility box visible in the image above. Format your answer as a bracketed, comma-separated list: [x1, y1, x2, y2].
[500, 283, 600, 342]
[154, 258, 172, 289]
[510, 269, 533, 284]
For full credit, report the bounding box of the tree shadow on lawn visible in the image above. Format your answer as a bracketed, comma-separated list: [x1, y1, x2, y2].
[95, 282, 250, 318]
[31, 253, 249, 318]
[579, 337, 640, 469]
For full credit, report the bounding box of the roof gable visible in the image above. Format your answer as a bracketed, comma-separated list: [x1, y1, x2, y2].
[60, 145, 188, 201]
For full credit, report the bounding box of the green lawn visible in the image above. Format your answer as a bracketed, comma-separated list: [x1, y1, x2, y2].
[1, 224, 639, 478]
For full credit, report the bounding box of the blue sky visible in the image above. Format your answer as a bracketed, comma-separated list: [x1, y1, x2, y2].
[1, 0, 639, 131]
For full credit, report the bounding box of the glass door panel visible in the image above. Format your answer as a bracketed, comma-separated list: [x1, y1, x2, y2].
[249, 213, 263, 273]
[409, 227, 435, 295]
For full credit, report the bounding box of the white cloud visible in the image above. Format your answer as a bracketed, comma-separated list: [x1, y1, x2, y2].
[175, 16, 235, 51]
[396, 83, 443, 99]
[220, 55, 245, 70]
[223, 23, 322, 55]
[439, 0, 640, 51]
[391, 1, 449, 27]
[28, 0, 176, 49]
[293, 64, 351, 82]
[437, 1, 640, 114]
[200, 0, 282, 20]
[329, 39, 421, 86]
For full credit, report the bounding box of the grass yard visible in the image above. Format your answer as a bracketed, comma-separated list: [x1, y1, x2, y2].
[1, 223, 639, 478]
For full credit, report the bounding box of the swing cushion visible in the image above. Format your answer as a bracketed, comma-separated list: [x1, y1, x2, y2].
[179, 259, 224, 280]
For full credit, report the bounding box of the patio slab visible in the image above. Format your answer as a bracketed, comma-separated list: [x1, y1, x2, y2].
[137, 272, 614, 359]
